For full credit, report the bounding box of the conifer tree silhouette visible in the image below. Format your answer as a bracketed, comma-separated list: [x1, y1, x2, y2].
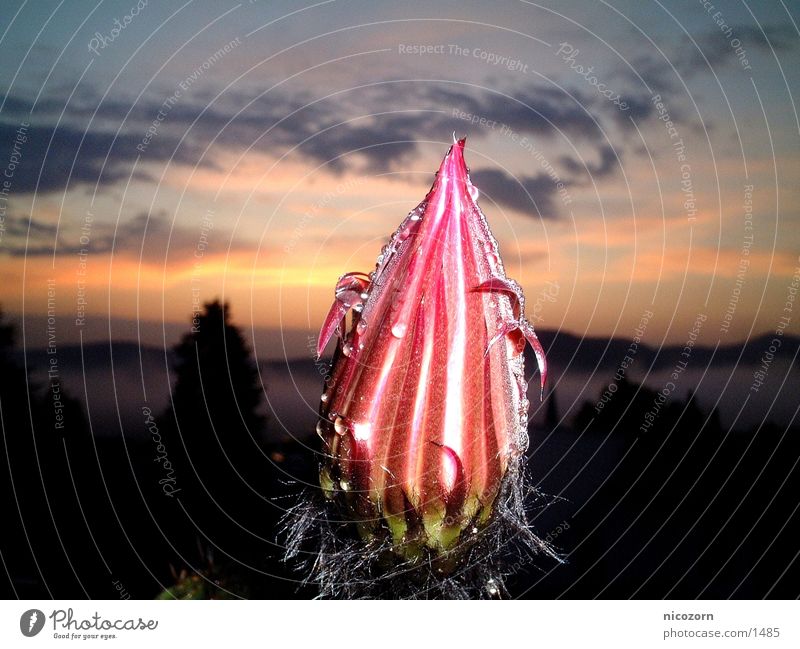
[160, 300, 267, 553]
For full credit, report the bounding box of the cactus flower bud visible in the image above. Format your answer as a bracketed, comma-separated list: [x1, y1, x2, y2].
[314, 137, 546, 564]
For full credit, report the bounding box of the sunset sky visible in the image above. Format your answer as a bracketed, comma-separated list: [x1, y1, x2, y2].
[1, 0, 798, 358]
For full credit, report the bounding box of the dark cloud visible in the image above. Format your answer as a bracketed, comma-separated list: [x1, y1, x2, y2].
[1, 213, 59, 256]
[621, 54, 681, 97]
[0, 210, 245, 262]
[560, 144, 619, 180]
[0, 119, 205, 194]
[739, 23, 798, 51]
[0, 79, 621, 198]
[0, 213, 58, 239]
[470, 168, 561, 219]
[426, 85, 602, 140]
[615, 22, 798, 100]
[617, 94, 655, 122]
[675, 23, 798, 77]
[605, 56, 693, 130]
[290, 113, 449, 174]
[217, 83, 607, 173]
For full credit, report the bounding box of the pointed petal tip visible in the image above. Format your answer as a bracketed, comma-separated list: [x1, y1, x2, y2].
[434, 134, 469, 183]
[317, 300, 348, 358]
[519, 319, 547, 400]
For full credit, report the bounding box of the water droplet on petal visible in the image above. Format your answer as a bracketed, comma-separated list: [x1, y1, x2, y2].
[356, 320, 367, 335]
[517, 431, 530, 454]
[391, 322, 407, 338]
[342, 342, 353, 357]
[339, 479, 350, 491]
[316, 420, 326, 438]
[360, 292, 369, 301]
[334, 416, 348, 435]
[320, 392, 329, 403]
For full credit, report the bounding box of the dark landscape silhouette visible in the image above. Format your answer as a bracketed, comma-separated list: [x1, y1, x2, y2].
[1, 303, 798, 598]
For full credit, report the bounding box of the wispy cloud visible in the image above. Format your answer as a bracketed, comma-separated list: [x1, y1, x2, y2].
[0, 210, 249, 262]
[470, 168, 561, 218]
[2, 78, 634, 204]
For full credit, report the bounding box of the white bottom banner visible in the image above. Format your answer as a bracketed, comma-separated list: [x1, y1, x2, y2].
[1, 600, 796, 647]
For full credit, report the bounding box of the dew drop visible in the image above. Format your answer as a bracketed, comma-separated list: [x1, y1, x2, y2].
[520, 397, 530, 412]
[517, 431, 530, 454]
[356, 320, 367, 335]
[360, 292, 369, 301]
[315, 420, 326, 438]
[342, 342, 353, 357]
[486, 252, 498, 265]
[391, 322, 407, 338]
[410, 213, 422, 221]
[339, 479, 350, 491]
[320, 392, 329, 404]
[334, 416, 348, 435]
